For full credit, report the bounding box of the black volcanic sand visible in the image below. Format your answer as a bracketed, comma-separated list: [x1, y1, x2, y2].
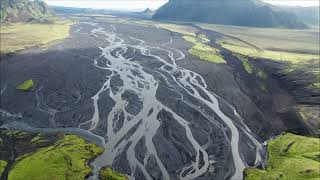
[0, 18, 313, 180]
[1, 23, 106, 128]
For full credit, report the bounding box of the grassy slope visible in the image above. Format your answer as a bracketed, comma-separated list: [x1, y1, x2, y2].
[245, 133, 320, 180]
[199, 23, 319, 55]
[221, 43, 319, 63]
[202, 20, 319, 134]
[99, 167, 128, 180]
[0, 20, 73, 53]
[8, 135, 103, 180]
[183, 35, 226, 64]
[0, 160, 7, 176]
[237, 55, 253, 74]
[154, 23, 196, 36]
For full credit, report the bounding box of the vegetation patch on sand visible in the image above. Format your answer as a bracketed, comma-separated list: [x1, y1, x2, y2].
[99, 167, 128, 180]
[8, 135, 103, 180]
[0, 20, 73, 53]
[183, 35, 226, 64]
[16, 79, 34, 91]
[244, 133, 320, 180]
[238, 55, 253, 74]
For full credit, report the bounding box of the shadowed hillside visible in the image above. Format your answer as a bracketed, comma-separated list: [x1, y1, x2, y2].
[280, 6, 320, 26]
[153, 0, 308, 29]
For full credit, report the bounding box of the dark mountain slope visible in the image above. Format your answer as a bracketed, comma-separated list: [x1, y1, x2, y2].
[280, 6, 319, 26]
[153, 0, 308, 29]
[0, 0, 54, 23]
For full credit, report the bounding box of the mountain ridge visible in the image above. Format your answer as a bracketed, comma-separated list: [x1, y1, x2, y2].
[153, 0, 308, 29]
[279, 6, 319, 26]
[0, 0, 54, 23]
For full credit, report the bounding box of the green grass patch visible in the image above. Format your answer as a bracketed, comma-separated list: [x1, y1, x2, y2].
[309, 82, 320, 89]
[243, 59, 253, 74]
[16, 79, 34, 91]
[99, 167, 128, 180]
[198, 34, 210, 43]
[0, 20, 73, 53]
[30, 135, 48, 145]
[183, 35, 198, 44]
[0, 160, 7, 176]
[238, 55, 253, 74]
[183, 35, 226, 64]
[8, 135, 104, 180]
[244, 133, 320, 180]
[257, 70, 268, 80]
[221, 43, 319, 64]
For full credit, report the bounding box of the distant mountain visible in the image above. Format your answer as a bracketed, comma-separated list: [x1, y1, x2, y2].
[153, 0, 308, 29]
[53, 6, 154, 19]
[279, 6, 319, 26]
[0, 0, 54, 23]
[142, 8, 153, 14]
[53, 6, 100, 15]
[138, 8, 154, 18]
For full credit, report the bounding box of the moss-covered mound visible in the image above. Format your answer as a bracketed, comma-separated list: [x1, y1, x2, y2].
[0, 130, 104, 180]
[16, 79, 34, 91]
[245, 133, 320, 180]
[183, 35, 226, 64]
[99, 167, 128, 180]
[8, 135, 103, 180]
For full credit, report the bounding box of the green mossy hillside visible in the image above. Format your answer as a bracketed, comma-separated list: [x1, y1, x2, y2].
[8, 135, 104, 180]
[244, 133, 320, 180]
[0, 160, 7, 176]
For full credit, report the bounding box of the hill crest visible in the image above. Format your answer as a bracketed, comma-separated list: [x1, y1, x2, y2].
[153, 0, 308, 29]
